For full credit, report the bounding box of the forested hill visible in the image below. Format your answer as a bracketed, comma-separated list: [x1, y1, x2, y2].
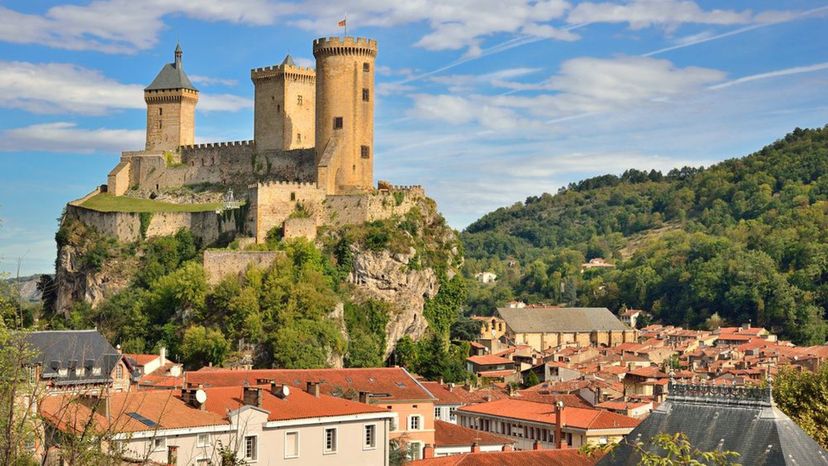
[461, 126, 828, 345]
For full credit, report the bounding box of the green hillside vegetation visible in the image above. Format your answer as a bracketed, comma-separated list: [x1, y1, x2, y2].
[462, 126, 828, 344]
[41, 197, 471, 381]
[81, 193, 223, 213]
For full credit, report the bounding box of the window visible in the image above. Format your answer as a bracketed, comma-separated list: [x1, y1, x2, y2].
[159, 108, 163, 115]
[152, 437, 166, 452]
[408, 441, 422, 460]
[598, 436, 608, 445]
[363, 62, 370, 72]
[159, 121, 162, 129]
[277, 104, 281, 112]
[290, 192, 296, 201]
[297, 95, 303, 105]
[244, 435, 257, 461]
[361, 145, 370, 159]
[449, 407, 457, 421]
[434, 407, 441, 419]
[285, 431, 299, 458]
[408, 415, 422, 431]
[92, 367, 102, 376]
[115, 364, 123, 379]
[324, 428, 337, 454]
[297, 133, 302, 143]
[57, 368, 68, 377]
[333, 117, 343, 129]
[362, 88, 370, 102]
[364, 424, 376, 449]
[196, 433, 209, 447]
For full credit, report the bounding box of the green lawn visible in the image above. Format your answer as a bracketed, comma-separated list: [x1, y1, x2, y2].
[80, 193, 224, 213]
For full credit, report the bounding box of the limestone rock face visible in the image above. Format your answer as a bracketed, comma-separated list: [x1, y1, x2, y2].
[54, 243, 134, 315]
[350, 246, 439, 358]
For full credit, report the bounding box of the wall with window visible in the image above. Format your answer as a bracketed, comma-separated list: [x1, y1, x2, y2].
[385, 401, 435, 459]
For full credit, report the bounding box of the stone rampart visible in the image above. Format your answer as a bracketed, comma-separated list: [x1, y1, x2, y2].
[248, 181, 327, 243]
[283, 217, 317, 240]
[203, 250, 283, 285]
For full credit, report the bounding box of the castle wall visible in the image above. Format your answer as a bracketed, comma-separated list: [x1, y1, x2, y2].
[248, 181, 327, 243]
[65, 205, 238, 244]
[203, 250, 283, 285]
[107, 161, 131, 196]
[125, 143, 316, 193]
[283, 217, 317, 240]
[322, 186, 423, 228]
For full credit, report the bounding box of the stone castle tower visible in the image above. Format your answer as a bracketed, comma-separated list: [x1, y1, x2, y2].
[251, 55, 316, 152]
[313, 37, 377, 195]
[144, 44, 198, 151]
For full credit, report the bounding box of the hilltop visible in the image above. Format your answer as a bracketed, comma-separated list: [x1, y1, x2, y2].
[462, 126, 828, 344]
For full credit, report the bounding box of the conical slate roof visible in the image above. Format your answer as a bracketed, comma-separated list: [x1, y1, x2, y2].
[597, 382, 828, 465]
[281, 54, 296, 66]
[145, 44, 197, 92]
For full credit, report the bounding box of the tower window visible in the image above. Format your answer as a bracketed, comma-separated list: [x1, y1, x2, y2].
[362, 89, 370, 102]
[361, 145, 370, 159]
[159, 108, 163, 115]
[333, 117, 343, 130]
[297, 133, 302, 143]
[363, 63, 370, 72]
[277, 104, 281, 112]
[158, 121, 162, 129]
[297, 95, 303, 105]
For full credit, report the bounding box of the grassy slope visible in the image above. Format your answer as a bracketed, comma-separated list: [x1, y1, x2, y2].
[81, 193, 223, 213]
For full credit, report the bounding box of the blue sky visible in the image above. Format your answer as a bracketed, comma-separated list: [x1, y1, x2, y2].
[0, 0, 826, 276]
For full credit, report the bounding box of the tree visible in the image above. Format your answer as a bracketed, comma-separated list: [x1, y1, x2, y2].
[180, 325, 230, 369]
[774, 365, 828, 448]
[523, 370, 540, 388]
[584, 432, 740, 465]
[704, 312, 723, 331]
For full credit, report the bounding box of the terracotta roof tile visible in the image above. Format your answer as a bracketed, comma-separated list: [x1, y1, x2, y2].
[123, 353, 159, 366]
[434, 420, 512, 447]
[458, 399, 639, 430]
[187, 367, 434, 402]
[410, 448, 601, 465]
[467, 355, 514, 366]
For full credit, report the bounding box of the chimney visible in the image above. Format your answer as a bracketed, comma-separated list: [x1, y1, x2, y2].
[448, 383, 455, 392]
[555, 400, 565, 449]
[423, 444, 435, 459]
[533, 440, 542, 450]
[471, 442, 481, 453]
[502, 444, 514, 452]
[243, 386, 262, 407]
[306, 381, 320, 398]
[160, 347, 167, 364]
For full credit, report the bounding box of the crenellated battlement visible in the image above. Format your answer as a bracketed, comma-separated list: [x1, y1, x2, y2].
[313, 36, 378, 57]
[391, 184, 424, 191]
[180, 140, 255, 150]
[250, 64, 316, 81]
[252, 180, 319, 189]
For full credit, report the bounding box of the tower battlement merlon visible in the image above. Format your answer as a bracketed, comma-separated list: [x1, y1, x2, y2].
[250, 65, 316, 81]
[313, 36, 378, 58]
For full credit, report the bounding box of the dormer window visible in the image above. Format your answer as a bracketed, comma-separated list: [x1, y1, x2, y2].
[92, 367, 102, 376]
[76, 367, 85, 377]
[58, 368, 68, 377]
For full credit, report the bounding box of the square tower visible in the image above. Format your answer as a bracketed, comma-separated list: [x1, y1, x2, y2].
[251, 55, 316, 152]
[144, 44, 198, 152]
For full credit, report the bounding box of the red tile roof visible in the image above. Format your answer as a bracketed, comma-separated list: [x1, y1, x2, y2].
[186, 367, 434, 402]
[201, 385, 387, 421]
[626, 367, 669, 378]
[458, 399, 640, 430]
[410, 449, 601, 465]
[434, 420, 512, 447]
[477, 369, 516, 378]
[467, 355, 515, 366]
[124, 353, 159, 366]
[40, 390, 227, 434]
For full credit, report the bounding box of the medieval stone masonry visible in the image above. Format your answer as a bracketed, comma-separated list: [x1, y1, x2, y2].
[79, 37, 422, 244]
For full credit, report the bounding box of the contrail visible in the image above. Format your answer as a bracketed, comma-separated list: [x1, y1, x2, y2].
[709, 62, 828, 90]
[643, 5, 828, 57]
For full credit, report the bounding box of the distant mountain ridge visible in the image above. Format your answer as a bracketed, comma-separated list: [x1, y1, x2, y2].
[461, 126, 828, 344]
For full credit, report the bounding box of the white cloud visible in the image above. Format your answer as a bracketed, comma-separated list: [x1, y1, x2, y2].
[709, 62, 828, 91]
[0, 122, 144, 153]
[0, 61, 251, 115]
[409, 56, 725, 128]
[429, 67, 542, 93]
[568, 0, 756, 29]
[189, 75, 239, 87]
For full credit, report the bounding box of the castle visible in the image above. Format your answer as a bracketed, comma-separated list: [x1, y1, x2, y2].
[75, 37, 423, 244]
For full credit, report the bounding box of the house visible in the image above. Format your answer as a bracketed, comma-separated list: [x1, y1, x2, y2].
[430, 420, 513, 457]
[465, 355, 517, 382]
[581, 258, 615, 271]
[40, 381, 394, 465]
[474, 272, 497, 284]
[618, 309, 645, 329]
[456, 399, 639, 450]
[622, 367, 669, 402]
[594, 400, 652, 419]
[419, 381, 503, 424]
[24, 330, 130, 394]
[521, 362, 582, 385]
[186, 367, 436, 460]
[495, 307, 636, 352]
[597, 382, 828, 465]
[123, 347, 184, 390]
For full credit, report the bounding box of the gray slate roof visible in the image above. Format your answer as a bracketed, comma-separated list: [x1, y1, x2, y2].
[598, 383, 828, 466]
[145, 47, 196, 91]
[24, 330, 121, 386]
[281, 54, 295, 66]
[497, 307, 630, 333]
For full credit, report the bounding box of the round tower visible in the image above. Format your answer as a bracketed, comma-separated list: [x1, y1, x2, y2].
[313, 37, 377, 194]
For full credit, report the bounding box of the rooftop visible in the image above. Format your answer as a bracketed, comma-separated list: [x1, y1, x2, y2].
[410, 449, 600, 465]
[146, 44, 197, 91]
[497, 307, 630, 333]
[434, 420, 512, 447]
[458, 399, 640, 430]
[24, 329, 120, 385]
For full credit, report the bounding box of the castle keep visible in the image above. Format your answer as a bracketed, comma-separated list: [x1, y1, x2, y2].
[85, 37, 422, 244]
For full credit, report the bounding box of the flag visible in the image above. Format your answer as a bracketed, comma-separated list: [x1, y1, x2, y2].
[338, 18, 346, 27]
